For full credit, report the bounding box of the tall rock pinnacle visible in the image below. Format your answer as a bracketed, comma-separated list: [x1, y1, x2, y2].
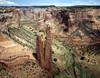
[36, 26, 53, 71]
[44, 26, 53, 70]
[36, 34, 45, 68]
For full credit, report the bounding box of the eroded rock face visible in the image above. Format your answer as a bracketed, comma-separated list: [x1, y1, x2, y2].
[0, 8, 21, 31]
[0, 31, 36, 71]
[20, 8, 46, 21]
[44, 26, 53, 70]
[42, 8, 100, 45]
[36, 34, 45, 68]
[20, 7, 100, 45]
[36, 26, 53, 70]
[43, 12, 52, 22]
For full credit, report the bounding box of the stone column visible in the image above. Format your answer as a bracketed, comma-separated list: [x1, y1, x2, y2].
[36, 34, 45, 68]
[36, 26, 53, 71]
[44, 26, 53, 70]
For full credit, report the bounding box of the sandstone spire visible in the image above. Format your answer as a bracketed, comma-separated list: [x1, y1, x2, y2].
[36, 26, 53, 71]
[36, 34, 45, 68]
[44, 26, 53, 70]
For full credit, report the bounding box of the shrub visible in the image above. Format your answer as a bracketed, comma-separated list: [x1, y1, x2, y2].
[97, 15, 100, 19]
[34, 34, 37, 36]
[33, 32, 37, 33]
[32, 63, 35, 65]
[52, 51, 54, 54]
[72, 53, 76, 57]
[54, 58, 57, 62]
[39, 30, 44, 32]
[69, 49, 71, 51]
[80, 57, 85, 60]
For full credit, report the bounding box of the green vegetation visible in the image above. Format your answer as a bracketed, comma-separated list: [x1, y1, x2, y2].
[69, 49, 71, 51]
[34, 34, 37, 36]
[54, 58, 57, 62]
[72, 53, 76, 57]
[80, 57, 85, 60]
[64, 49, 73, 66]
[3, 27, 36, 51]
[52, 51, 54, 54]
[81, 71, 95, 78]
[64, 48, 75, 77]
[39, 30, 44, 32]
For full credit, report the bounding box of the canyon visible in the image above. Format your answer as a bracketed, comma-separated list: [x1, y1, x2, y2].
[0, 6, 100, 78]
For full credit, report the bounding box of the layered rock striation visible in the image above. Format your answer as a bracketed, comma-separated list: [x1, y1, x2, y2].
[42, 8, 100, 45]
[19, 7, 100, 45]
[0, 8, 21, 31]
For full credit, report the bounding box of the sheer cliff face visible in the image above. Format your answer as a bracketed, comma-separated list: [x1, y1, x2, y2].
[0, 8, 21, 31]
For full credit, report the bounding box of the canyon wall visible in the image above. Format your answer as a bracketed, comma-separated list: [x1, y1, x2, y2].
[20, 8, 45, 21]
[0, 7, 100, 46]
[41, 8, 100, 45]
[0, 8, 21, 31]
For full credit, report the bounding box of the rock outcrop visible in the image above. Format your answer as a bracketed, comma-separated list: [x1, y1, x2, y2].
[44, 26, 53, 70]
[0, 8, 21, 31]
[36, 26, 53, 71]
[0, 31, 36, 70]
[36, 34, 45, 68]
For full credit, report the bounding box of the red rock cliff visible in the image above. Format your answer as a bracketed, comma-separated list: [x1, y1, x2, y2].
[0, 8, 21, 31]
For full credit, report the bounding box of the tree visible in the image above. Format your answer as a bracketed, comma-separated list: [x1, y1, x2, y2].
[54, 58, 57, 62]
[80, 57, 85, 60]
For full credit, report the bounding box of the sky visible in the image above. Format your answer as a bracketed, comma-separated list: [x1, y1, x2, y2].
[0, 0, 100, 6]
